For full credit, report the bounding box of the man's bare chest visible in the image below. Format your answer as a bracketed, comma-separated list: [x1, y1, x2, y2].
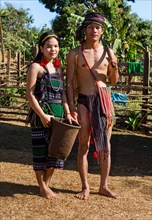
[78, 53, 109, 73]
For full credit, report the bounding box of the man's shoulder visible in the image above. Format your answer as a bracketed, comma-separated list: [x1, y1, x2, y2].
[67, 46, 81, 59]
[104, 44, 116, 59]
[69, 46, 80, 54]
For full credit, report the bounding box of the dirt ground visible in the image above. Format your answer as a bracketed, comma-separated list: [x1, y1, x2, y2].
[0, 120, 152, 220]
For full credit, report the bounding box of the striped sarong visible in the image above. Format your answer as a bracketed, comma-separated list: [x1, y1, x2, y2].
[31, 72, 65, 171]
[32, 127, 64, 170]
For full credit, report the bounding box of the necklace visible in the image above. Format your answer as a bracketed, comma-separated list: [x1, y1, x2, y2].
[44, 65, 62, 92]
[49, 73, 62, 92]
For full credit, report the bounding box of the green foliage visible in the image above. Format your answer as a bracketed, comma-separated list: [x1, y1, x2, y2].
[40, 0, 152, 63]
[1, 1, 151, 63]
[0, 88, 18, 107]
[17, 75, 27, 96]
[1, 3, 49, 60]
[125, 111, 141, 131]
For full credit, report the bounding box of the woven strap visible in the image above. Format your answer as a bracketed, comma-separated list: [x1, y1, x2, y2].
[81, 46, 112, 128]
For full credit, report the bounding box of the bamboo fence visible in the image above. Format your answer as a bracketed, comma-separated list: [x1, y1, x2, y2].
[0, 47, 152, 131]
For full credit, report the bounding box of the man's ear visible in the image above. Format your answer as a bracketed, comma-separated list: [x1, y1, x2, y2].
[101, 28, 104, 34]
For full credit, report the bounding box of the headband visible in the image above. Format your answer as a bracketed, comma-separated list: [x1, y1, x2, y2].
[76, 13, 107, 42]
[41, 34, 58, 43]
[82, 13, 105, 28]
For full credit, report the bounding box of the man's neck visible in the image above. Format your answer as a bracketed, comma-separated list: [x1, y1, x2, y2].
[84, 41, 103, 51]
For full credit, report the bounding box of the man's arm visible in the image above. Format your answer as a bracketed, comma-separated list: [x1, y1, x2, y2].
[107, 48, 119, 85]
[66, 49, 78, 120]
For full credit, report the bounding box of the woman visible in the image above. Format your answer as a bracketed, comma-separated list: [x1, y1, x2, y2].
[26, 31, 75, 199]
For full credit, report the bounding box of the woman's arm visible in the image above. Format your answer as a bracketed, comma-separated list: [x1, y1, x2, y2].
[62, 85, 78, 124]
[26, 63, 53, 127]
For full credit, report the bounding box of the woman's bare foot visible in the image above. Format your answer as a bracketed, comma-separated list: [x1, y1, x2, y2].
[75, 188, 90, 200]
[99, 188, 118, 199]
[39, 187, 56, 199]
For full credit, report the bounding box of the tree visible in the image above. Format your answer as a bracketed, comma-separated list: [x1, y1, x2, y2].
[39, 0, 151, 63]
[0, 3, 49, 60]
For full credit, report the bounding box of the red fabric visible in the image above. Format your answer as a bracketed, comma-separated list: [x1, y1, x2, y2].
[54, 58, 61, 67]
[40, 58, 61, 67]
[93, 151, 99, 159]
[90, 139, 94, 145]
[40, 59, 48, 67]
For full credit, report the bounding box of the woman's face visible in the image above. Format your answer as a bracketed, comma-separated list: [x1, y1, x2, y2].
[40, 37, 59, 61]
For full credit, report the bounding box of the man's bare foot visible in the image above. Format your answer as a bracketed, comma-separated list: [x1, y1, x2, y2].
[39, 188, 56, 199]
[99, 188, 118, 199]
[75, 188, 90, 200]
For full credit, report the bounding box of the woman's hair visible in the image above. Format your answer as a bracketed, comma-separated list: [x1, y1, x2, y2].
[33, 31, 60, 63]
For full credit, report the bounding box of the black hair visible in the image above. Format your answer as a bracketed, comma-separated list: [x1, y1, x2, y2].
[33, 31, 60, 63]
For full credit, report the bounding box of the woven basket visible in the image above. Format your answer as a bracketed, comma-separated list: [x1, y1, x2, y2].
[48, 118, 81, 160]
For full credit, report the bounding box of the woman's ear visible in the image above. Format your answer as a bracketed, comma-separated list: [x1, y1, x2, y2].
[40, 45, 43, 53]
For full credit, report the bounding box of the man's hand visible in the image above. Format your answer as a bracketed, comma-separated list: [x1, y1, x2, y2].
[66, 112, 79, 125]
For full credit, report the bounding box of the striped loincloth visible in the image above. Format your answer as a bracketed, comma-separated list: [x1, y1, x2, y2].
[78, 87, 115, 152]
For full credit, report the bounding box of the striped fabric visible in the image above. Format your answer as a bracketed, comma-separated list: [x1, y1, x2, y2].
[97, 87, 115, 129]
[31, 72, 65, 171]
[78, 87, 115, 152]
[88, 92, 107, 151]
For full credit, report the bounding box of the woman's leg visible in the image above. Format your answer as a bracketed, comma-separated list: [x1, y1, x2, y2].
[44, 169, 54, 188]
[35, 170, 56, 199]
[31, 125, 56, 199]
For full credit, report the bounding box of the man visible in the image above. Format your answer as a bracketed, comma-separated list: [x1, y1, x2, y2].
[66, 12, 119, 200]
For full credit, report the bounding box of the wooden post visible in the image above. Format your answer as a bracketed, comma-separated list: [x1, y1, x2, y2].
[142, 47, 150, 124]
[7, 49, 11, 77]
[0, 16, 5, 62]
[33, 44, 38, 59]
[17, 52, 21, 86]
[23, 50, 25, 66]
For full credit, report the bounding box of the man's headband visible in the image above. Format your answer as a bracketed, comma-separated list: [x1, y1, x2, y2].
[76, 12, 107, 42]
[82, 12, 106, 28]
[41, 34, 58, 44]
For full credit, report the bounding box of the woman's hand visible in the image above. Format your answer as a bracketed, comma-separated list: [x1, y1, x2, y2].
[40, 114, 54, 128]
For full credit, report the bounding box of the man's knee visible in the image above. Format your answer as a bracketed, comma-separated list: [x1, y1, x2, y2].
[100, 149, 111, 162]
[78, 136, 89, 155]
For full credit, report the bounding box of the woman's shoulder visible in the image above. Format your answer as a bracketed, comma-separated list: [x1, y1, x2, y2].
[28, 62, 45, 77]
[29, 62, 45, 72]
[29, 62, 41, 70]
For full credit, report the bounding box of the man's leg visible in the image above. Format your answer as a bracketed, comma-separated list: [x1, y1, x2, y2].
[98, 125, 118, 198]
[76, 104, 90, 200]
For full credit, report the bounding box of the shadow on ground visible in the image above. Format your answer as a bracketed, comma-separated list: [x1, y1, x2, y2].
[0, 181, 78, 197]
[0, 121, 152, 176]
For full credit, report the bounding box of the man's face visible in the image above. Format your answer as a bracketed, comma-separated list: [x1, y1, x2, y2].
[84, 23, 104, 41]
